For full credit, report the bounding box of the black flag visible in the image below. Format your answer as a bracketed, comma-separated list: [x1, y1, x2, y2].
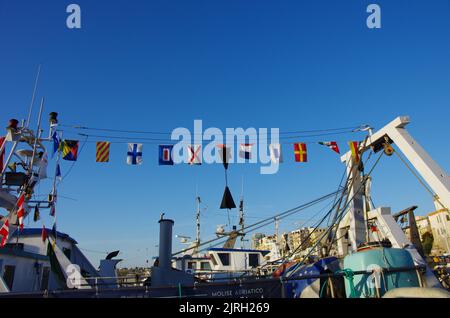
[220, 186, 236, 209]
[33, 206, 40, 222]
[218, 145, 231, 170]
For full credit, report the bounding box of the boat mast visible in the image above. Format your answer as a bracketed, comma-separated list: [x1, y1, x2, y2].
[195, 196, 201, 253]
[239, 197, 244, 248]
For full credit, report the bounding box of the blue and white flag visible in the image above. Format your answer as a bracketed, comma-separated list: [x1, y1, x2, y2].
[269, 143, 283, 163]
[239, 144, 253, 160]
[159, 145, 174, 165]
[55, 163, 62, 181]
[127, 143, 143, 165]
[52, 131, 60, 158]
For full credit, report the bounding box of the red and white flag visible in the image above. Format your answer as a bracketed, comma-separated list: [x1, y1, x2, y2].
[318, 141, 340, 154]
[0, 220, 9, 247]
[16, 193, 25, 231]
[187, 144, 202, 165]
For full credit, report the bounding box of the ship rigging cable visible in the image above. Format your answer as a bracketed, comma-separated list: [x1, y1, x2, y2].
[55, 123, 368, 146]
[256, 149, 383, 275]
[60, 124, 365, 135]
[172, 188, 344, 256]
[58, 130, 363, 145]
[285, 151, 385, 276]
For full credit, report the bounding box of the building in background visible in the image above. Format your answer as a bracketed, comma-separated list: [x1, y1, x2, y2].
[428, 209, 450, 255]
[415, 216, 432, 238]
[253, 227, 327, 259]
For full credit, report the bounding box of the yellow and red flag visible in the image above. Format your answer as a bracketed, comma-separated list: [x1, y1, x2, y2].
[348, 141, 360, 163]
[294, 143, 307, 162]
[96, 141, 110, 162]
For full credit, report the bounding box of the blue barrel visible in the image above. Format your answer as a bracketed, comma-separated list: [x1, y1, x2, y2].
[343, 247, 420, 298]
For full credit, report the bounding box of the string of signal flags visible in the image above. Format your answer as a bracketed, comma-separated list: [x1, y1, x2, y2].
[52, 123, 367, 166]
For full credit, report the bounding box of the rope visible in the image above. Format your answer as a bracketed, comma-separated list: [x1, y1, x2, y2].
[61, 131, 361, 146]
[60, 124, 363, 136]
[61, 134, 89, 182]
[393, 148, 448, 211]
[319, 278, 329, 298]
[336, 268, 357, 298]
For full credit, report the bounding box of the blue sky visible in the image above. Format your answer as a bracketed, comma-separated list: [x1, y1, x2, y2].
[0, 0, 449, 267]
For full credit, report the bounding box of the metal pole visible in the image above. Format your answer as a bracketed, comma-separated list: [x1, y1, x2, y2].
[1, 141, 18, 175]
[51, 130, 63, 195]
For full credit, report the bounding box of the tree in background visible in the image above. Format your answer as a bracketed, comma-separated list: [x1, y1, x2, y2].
[421, 232, 434, 255]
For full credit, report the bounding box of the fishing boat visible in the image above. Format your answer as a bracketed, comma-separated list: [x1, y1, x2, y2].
[0, 109, 122, 294]
[1, 114, 450, 298]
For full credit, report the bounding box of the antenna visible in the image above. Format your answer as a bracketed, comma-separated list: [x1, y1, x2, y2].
[195, 195, 201, 254]
[239, 176, 245, 248]
[26, 64, 41, 128]
[28, 97, 44, 176]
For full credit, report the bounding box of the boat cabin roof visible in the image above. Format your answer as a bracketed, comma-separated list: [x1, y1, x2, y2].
[10, 228, 78, 244]
[208, 247, 270, 256]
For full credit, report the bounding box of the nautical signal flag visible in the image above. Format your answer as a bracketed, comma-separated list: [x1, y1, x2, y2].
[55, 164, 62, 181]
[96, 141, 110, 162]
[51, 131, 60, 158]
[269, 143, 282, 164]
[0, 136, 5, 173]
[294, 143, 307, 162]
[349, 141, 360, 163]
[159, 145, 174, 165]
[239, 144, 253, 160]
[0, 219, 9, 248]
[318, 141, 340, 154]
[16, 193, 25, 231]
[127, 143, 143, 165]
[33, 206, 40, 222]
[60, 140, 79, 161]
[49, 191, 57, 217]
[188, 144, 202, 165]
[51, 223, 57, 249]
[217, 144, 232, 170]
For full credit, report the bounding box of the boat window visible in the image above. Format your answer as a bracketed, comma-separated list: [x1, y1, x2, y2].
[187, 262, 196, 269]
[200, 262, 211, 270]
[41, 267, 50, 291]
[210, 255, 218, 266]
[218, 253, 230, 266]
[249, 253, 259, 268]
[3, 265, 15, 290]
